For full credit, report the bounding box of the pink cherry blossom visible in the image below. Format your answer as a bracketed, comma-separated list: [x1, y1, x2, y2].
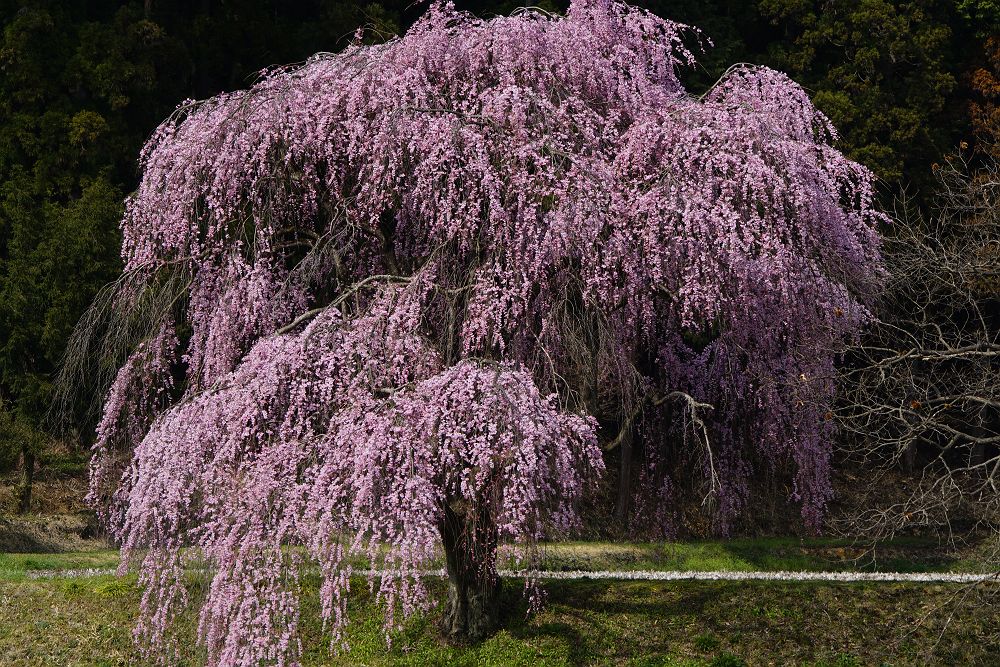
[89, 1, 883, 664]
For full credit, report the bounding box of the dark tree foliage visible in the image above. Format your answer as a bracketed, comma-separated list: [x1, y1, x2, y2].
[0, 0, 398, 507]
[970, 36, 1000, 158]
[758, 0, 975, 192]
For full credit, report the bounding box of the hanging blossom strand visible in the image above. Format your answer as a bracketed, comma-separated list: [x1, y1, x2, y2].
[81, 0, 884, 664]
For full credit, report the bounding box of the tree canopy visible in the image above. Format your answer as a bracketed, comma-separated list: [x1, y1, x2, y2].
[64, 1, 888, 662]
[1, 0, 993, 512]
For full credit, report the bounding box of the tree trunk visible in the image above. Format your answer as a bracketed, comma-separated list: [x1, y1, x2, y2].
[438, 501, 500, 642]
[900, 441, 917, 473]
[17, 448, 34, 514]
[613, 428, 633, 526]
[970, 443, 987, 468]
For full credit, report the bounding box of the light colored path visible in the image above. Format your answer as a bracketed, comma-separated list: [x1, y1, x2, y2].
[18, 567, 998, 584]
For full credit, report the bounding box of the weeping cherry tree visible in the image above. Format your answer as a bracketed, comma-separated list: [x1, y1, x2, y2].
[59, 0, 884, 663]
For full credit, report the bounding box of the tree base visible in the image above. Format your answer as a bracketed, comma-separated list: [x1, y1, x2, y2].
[440, 575, 501, 643]
[439, 500, 501, 643]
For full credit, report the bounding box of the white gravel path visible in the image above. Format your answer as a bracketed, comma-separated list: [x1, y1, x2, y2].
[18, 567, 998, 584]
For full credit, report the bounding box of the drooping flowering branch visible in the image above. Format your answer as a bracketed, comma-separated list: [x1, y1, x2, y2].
[71, 0, 884, 663]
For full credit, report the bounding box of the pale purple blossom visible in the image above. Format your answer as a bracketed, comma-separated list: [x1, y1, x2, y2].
[91, 1, 884, 664]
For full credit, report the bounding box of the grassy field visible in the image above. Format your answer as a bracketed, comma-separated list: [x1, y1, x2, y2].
[2, 571, 998, 665]
[0, 535, 990, 580]
[1, 539, 998, 666]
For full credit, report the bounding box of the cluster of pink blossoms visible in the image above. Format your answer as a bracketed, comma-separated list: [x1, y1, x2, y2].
[100, 284, 598, 663]
[90, 0, 884, 663]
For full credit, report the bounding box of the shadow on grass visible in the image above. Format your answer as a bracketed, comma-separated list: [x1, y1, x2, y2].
[502, 579, 713, 666]
[710, 536, 964, 573]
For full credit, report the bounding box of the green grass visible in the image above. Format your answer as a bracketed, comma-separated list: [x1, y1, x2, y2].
[0, 536, 976, 582]
[0, 550, 120, 580]
[1, 539, 993, 664]
[1, 573, 997, 665]
[529, 536, 966, 573]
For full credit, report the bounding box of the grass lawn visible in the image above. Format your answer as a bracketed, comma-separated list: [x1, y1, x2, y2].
[0, 535, 988, 580]
[529, 536, 986, 574]
[0, 538, 997, 666]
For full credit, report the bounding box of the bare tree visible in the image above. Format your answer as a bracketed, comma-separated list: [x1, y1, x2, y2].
[837, 151, 999, 564]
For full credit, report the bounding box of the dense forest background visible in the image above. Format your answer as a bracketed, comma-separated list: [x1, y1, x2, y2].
[1, 0, 998, 519]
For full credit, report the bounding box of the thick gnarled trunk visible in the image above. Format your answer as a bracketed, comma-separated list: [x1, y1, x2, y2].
[438, 501, 501, 642]
[613, 429, 633, 525]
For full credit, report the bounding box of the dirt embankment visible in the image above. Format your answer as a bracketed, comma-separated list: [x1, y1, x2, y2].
[1, 470, 105, 552]
[0, 512, 106, 552]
